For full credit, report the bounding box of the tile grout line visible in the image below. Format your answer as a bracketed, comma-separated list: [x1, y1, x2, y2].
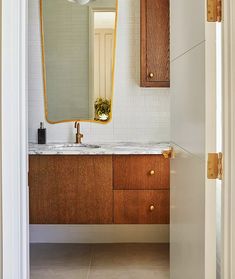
[86, 245, 93, 279]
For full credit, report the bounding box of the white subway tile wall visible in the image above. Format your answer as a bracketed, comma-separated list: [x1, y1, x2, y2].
[28, 0, 170, 143]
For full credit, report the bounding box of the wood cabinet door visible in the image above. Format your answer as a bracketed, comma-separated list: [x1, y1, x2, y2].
[113, 155, 170, 190]
[140, 0, 170, 87]
[114, 190, 169, 224]
[29, 155, 113, 224]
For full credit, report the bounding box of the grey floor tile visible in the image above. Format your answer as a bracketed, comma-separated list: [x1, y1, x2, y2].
[90, 244, 130, 267]
[30, 266, 89, 279]
[128, 266, 170, 279]
[88, 267, 132, 279]
[30, 244, 92, 268]
[90, 243, 169, 268]
[125, 243, 169, 267]
[88, 266, 169, 279]
[30, 243, 170, 279]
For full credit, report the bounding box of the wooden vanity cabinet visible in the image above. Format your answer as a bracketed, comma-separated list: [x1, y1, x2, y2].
[29, 154, 170, 225]
[140, 0, 170, 87]
[29, 155, 113, 224]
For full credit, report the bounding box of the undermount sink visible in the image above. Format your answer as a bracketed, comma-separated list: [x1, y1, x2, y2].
[49, 143, 101, 150]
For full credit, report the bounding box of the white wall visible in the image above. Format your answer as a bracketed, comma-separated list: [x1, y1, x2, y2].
[28, 0, 170, 143]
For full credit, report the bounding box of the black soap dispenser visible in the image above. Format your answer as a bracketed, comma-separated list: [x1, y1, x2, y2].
[38, 122, 46, 144]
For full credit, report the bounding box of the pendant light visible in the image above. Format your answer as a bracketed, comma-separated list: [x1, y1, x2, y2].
[67, 0, 95, 5]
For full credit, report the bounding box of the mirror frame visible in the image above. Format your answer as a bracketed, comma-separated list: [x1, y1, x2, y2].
[40, 0, 118, 124]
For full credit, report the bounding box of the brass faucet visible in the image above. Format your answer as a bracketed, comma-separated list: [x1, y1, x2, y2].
[74, 122, 83, 144]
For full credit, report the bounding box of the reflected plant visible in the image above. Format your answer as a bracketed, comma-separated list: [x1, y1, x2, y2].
[94, 98, 111, 121]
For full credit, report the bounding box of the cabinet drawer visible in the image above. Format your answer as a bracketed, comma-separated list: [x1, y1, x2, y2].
[114, 190, 169, 224]
[113, 155, 169, 190]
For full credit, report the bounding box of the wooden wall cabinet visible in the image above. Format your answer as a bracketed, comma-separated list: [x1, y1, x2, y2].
[140, 0, 170, 87]
[29, 155, 170, 225]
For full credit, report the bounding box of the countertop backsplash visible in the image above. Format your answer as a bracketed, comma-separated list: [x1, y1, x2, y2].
[28, 0, 170, 143]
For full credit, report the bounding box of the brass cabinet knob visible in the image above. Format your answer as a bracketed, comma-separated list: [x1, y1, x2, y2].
[149, 170, 155, 176]
[149, 205, 155, 211]
[149, 72, 154, 78]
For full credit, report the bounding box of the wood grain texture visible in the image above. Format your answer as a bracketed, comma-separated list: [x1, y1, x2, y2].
[113, 155, 170, 190]
[29, 155, 113, 224]
[114, 190, 170, 224]
[140, 0, 170, 87]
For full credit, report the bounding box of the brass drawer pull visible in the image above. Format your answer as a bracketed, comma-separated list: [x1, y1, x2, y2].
[149, 205, 155, 211]
[149, 170, 155, 176]
[149, 72, 154, 78]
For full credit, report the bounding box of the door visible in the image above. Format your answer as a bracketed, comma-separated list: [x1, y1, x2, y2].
[94, 28, 114, 100]
[170, 0, 221, 278]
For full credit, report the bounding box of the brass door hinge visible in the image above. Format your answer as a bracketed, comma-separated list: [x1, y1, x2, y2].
[207, 0, 222, 22]
[207, 152, 223, 180]
[162, 147, 175, 159]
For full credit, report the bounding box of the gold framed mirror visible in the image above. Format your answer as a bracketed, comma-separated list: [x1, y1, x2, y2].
[40, 0, 118, 124]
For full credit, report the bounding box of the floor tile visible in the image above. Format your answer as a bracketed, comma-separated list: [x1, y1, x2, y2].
[30, 266, 89, 279]
[88, 267, 131, 279]
[128, 267, 170, 279]
[90, 243, 169, 268]
[30, 244, 92, 268]
[30, 243, 170, 279]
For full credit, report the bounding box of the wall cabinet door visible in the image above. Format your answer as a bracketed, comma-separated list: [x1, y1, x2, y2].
[29, 155, 113, 224]
[140, 0, 170, 87]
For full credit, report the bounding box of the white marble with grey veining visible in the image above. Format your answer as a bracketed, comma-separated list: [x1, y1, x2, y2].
[29, 142, 171, 155]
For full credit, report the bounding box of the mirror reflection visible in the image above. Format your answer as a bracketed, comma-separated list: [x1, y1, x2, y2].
[41, 0, 117, 123]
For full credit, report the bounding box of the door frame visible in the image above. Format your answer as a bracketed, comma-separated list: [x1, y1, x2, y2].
[222, 0, 235, 278]
[1, 0, 29, 278]
[1, 0, 235, 278]
[88, 7, 116, 119]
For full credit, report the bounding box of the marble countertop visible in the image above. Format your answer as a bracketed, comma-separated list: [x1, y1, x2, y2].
[29, 142, 171, 155]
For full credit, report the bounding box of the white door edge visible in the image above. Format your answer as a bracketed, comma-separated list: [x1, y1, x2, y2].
[205, 20, 217, 279]
[222, 0, 235, 278]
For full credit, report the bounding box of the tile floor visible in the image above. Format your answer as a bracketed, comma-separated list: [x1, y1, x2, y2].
[30, 243, 169, 279]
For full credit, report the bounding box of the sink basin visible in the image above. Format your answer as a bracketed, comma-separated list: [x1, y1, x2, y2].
[49, 143, 101, 150]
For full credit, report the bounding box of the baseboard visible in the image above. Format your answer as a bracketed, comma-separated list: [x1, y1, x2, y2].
[30, 225, 169, 243]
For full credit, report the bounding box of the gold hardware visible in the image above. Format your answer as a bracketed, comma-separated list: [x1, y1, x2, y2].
[149, 205, 155, 212]
[75, 122, 84, 144]
[149, 170, 155, 176]
[162, 147, 175, 159]
[207, 152, 223, 180]
[149, 73, 154, 78]
[207, 0, 222, 22]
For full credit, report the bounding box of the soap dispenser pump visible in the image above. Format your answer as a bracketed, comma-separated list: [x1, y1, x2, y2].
[38, 122, 46, 144]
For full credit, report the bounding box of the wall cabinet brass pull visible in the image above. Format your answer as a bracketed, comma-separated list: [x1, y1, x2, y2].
[149, 170, 155, 176]
[149, 205, 155, 211]
[149, 72, 154, 78]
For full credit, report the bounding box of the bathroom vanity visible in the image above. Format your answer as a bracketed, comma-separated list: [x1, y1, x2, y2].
[29, 143, 170, 225]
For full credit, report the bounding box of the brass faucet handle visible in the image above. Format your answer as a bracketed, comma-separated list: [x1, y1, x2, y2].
[75, 121, 79, 128]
